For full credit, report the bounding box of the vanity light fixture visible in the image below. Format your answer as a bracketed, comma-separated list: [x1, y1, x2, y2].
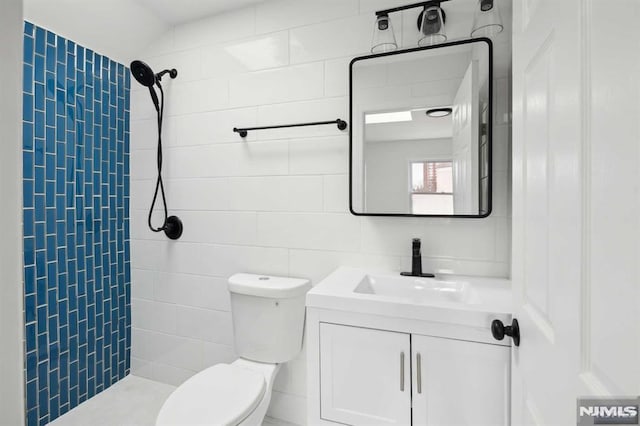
[417, 2, 447, 46]
[372, 0, 450, 52]
[471, 0, 504, 37]
[426, 107, 453, 117]
[371, 13, 398, 53]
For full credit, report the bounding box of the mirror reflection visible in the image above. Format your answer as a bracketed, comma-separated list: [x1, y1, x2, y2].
[350, 39, 492, 217]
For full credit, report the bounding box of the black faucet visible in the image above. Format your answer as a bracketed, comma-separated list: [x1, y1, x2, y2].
[401, 238, 435, 278]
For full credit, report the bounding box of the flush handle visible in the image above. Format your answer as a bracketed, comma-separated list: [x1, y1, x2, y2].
[400, 351, 405, 391]
[491, 318, 520, 346]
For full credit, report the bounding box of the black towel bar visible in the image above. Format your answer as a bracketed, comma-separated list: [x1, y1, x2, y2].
[233, 119, 347, 138]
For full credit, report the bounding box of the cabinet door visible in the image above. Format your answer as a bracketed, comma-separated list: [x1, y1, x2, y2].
[412, 335, 510, 426]
[320, 323, 411, 425]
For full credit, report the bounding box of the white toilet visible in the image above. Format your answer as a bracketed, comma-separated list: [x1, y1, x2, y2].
[156, 273, 311, 426]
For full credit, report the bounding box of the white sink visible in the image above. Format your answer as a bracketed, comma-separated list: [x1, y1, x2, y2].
[306, 267, 511, 324]
[354, 274, 469, 304]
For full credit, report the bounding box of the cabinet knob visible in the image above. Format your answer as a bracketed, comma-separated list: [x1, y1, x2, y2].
[491, 318, 520, 346]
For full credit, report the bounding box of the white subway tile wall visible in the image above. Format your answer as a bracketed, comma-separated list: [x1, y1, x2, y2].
[130, 1, 512, 424]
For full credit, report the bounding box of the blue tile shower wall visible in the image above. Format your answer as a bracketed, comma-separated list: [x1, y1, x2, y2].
[22, 22, 131, 425]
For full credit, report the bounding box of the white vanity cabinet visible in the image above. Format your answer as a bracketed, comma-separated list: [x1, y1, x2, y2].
[306, 267, 513, 426]
[316, 323, 510, 426]
[319, 324, 411, 425]
[411, 334, 510, 425]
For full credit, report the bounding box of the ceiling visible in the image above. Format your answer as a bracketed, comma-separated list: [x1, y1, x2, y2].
[365, 110, 453, 143]
[24, 0, 268, 63]
[133, 0, 265, 25]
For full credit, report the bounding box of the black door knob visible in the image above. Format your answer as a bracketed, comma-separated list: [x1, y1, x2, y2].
[491, 318, 520, 346]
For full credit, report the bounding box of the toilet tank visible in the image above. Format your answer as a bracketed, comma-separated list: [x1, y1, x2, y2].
[228, 273, 311, 364]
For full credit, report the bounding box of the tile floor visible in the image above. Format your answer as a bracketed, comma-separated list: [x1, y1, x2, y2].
[48, 375, 297, 426]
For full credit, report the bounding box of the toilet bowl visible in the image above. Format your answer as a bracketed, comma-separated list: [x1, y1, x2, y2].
[156, 273, 310, 426]
[156, 359, 280, 426]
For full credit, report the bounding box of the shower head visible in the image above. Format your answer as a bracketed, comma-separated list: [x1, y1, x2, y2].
[130, 60, 178, 113]
[130, 60, 178, 87]
[130, 60, 156, 87]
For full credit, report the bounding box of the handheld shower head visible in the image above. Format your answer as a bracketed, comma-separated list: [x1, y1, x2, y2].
[130, 60, 178, 112]
[129, 59, 183, 240]
[131, 60, 160, 111]
[130, 60, 178, 86]
[130, 60, 156, 87]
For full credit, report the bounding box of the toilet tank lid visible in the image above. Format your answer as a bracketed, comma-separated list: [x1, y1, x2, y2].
[228, 273, 311, 299]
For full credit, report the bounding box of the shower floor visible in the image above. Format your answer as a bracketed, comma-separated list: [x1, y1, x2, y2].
[48, 375, 298, 426]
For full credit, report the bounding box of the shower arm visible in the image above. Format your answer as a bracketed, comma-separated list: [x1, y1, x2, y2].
[155, 68, 178, 83]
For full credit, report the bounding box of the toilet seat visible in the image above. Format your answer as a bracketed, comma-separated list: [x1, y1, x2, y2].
[156, 363, 266, 426]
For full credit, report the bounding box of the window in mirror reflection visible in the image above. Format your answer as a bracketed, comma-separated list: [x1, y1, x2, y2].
[410, 161, 453, 215]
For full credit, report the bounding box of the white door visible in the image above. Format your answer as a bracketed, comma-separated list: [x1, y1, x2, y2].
[512, 1, 640, 425]
[451, 59, 479, 213]
[412, 335, 510, 426]
[319, 323, 411, 425]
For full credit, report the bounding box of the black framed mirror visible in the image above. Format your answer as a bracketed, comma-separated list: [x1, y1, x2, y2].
[349, 38, 493, 217]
